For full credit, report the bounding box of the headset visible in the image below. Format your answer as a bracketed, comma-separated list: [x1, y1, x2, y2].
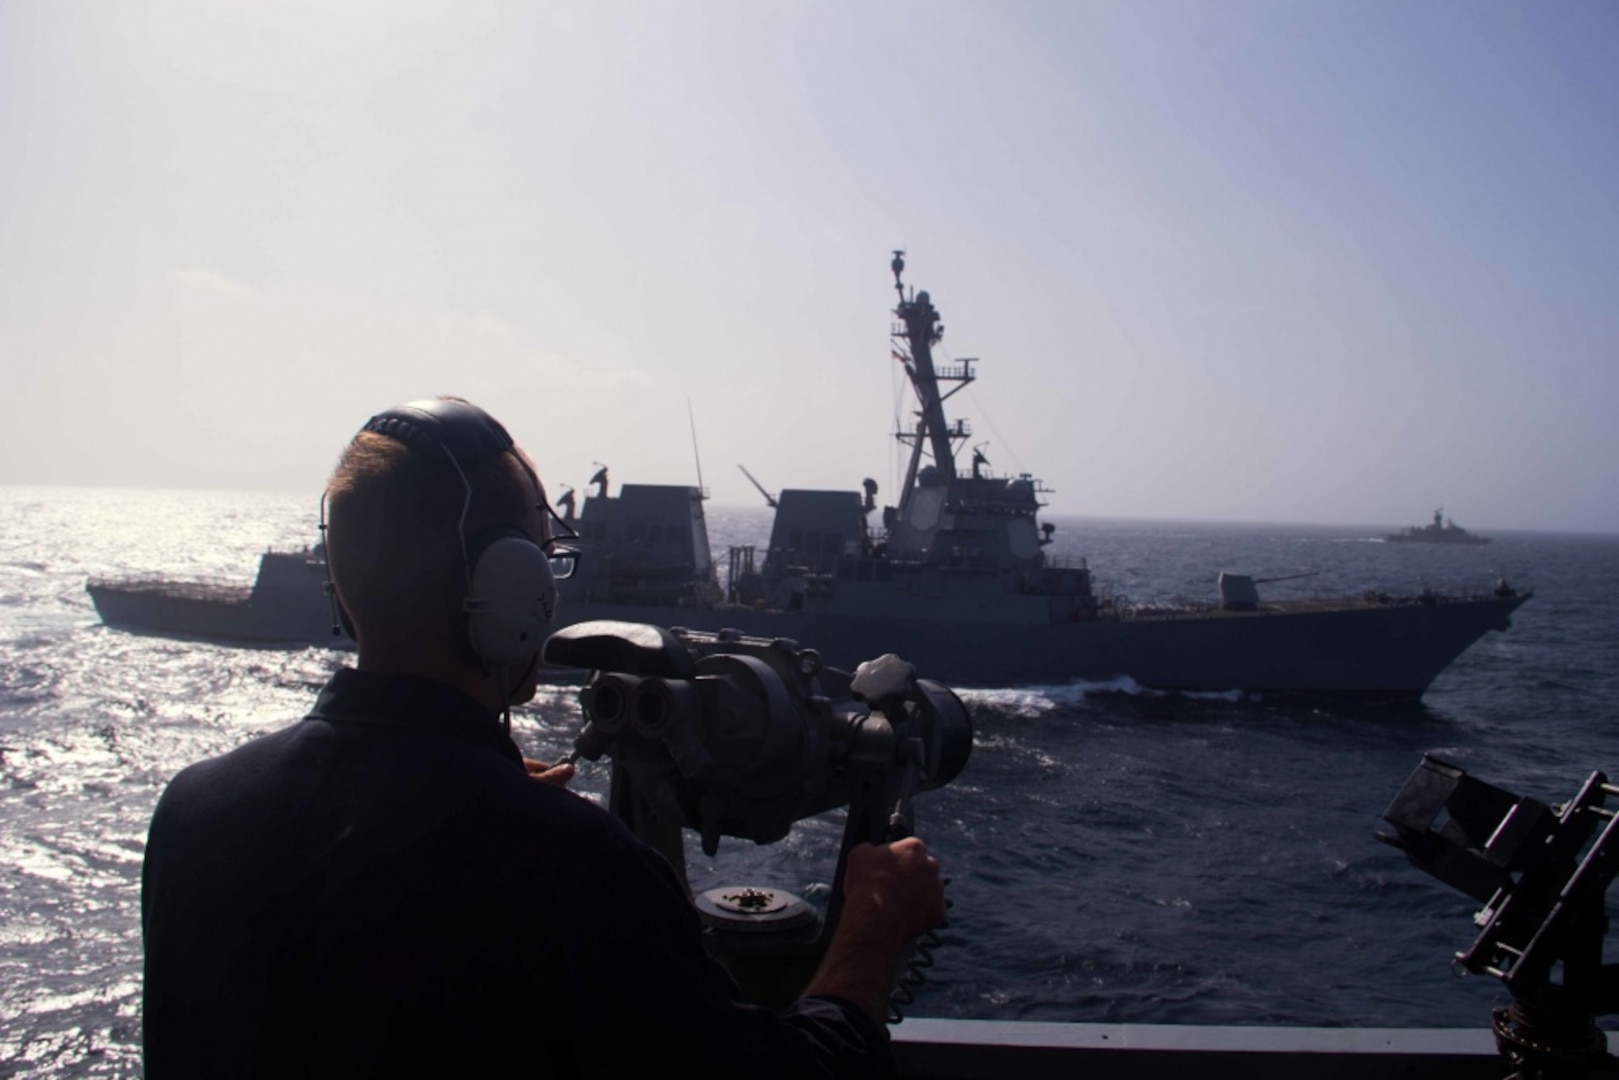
[322, 398, 559, 671]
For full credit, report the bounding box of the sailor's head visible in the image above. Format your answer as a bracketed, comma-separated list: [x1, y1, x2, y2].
[324, 397, 567, 706]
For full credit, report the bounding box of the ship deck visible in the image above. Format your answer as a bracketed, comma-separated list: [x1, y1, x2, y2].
[1122, 591, 1512, 621]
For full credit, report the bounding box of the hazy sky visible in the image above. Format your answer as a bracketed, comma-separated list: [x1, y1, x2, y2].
[3, 1, 1616, 532]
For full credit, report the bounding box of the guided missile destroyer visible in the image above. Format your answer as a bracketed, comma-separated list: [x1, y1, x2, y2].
[88, 255, 1529, 698]
[545, 254, 1527, 698]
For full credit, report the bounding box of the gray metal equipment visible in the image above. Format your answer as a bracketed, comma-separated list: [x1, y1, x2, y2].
[542, 619, 973, 1018]
[1380, 755, 1619, 1078]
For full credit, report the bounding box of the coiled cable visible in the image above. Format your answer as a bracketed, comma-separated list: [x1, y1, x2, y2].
[887, 881, 951, 1025]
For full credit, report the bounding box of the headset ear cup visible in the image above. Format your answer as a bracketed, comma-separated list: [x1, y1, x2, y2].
[465, 533, 557, 667]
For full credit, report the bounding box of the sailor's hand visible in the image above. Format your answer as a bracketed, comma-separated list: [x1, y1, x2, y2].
[524, 757, 576, 787]
[799, 837, 947, 1022]
[842, 837, 947, 947]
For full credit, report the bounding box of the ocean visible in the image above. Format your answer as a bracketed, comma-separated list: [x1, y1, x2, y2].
[3, 485, 1618, 1077]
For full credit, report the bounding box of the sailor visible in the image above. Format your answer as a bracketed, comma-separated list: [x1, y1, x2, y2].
[141, 397, 945, 1077]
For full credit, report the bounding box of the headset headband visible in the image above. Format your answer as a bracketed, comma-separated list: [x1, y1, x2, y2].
[362, 399, 516, 468]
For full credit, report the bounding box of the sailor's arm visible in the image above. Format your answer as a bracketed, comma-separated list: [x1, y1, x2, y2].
[800, 837, 947, 1024]
[549, 824, 901, 1076]
[522, 756, 576, 786]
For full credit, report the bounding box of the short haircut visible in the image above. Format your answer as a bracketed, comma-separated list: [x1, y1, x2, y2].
[324, 428, 540, 638]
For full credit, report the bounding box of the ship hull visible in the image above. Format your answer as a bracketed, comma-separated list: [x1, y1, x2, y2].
[87, 581, 348, 648]
[1384, 535, 1492, 546]
[556, 591, 1527, 698]
[89, 574, 1525, 697]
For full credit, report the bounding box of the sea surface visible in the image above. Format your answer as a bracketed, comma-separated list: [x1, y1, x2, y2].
[3, 485, 1618, 1077]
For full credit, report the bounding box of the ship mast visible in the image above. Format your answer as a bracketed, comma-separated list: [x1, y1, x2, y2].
[891, 252, 973, 506]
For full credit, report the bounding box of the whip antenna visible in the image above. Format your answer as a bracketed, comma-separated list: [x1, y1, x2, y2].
[687, 398, 706, 498]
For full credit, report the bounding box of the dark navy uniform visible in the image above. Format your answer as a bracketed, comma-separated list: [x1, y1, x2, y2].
[142, 667, 889, 1077]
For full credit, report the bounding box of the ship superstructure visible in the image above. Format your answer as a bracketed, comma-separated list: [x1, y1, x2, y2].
[561, 482, 722, 609]
[728, 254, 1096, 630]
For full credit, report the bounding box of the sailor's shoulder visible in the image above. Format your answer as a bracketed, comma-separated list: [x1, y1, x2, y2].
[160, 722, 305, 791]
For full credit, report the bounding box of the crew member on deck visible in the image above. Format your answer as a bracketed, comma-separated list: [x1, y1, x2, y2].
[140, 397, 945, 1077]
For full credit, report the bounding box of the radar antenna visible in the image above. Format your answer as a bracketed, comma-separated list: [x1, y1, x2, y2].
[892, 257, 962, 489]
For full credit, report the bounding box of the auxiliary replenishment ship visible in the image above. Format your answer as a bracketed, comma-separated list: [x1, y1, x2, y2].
[89, 254, 1529, 699]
